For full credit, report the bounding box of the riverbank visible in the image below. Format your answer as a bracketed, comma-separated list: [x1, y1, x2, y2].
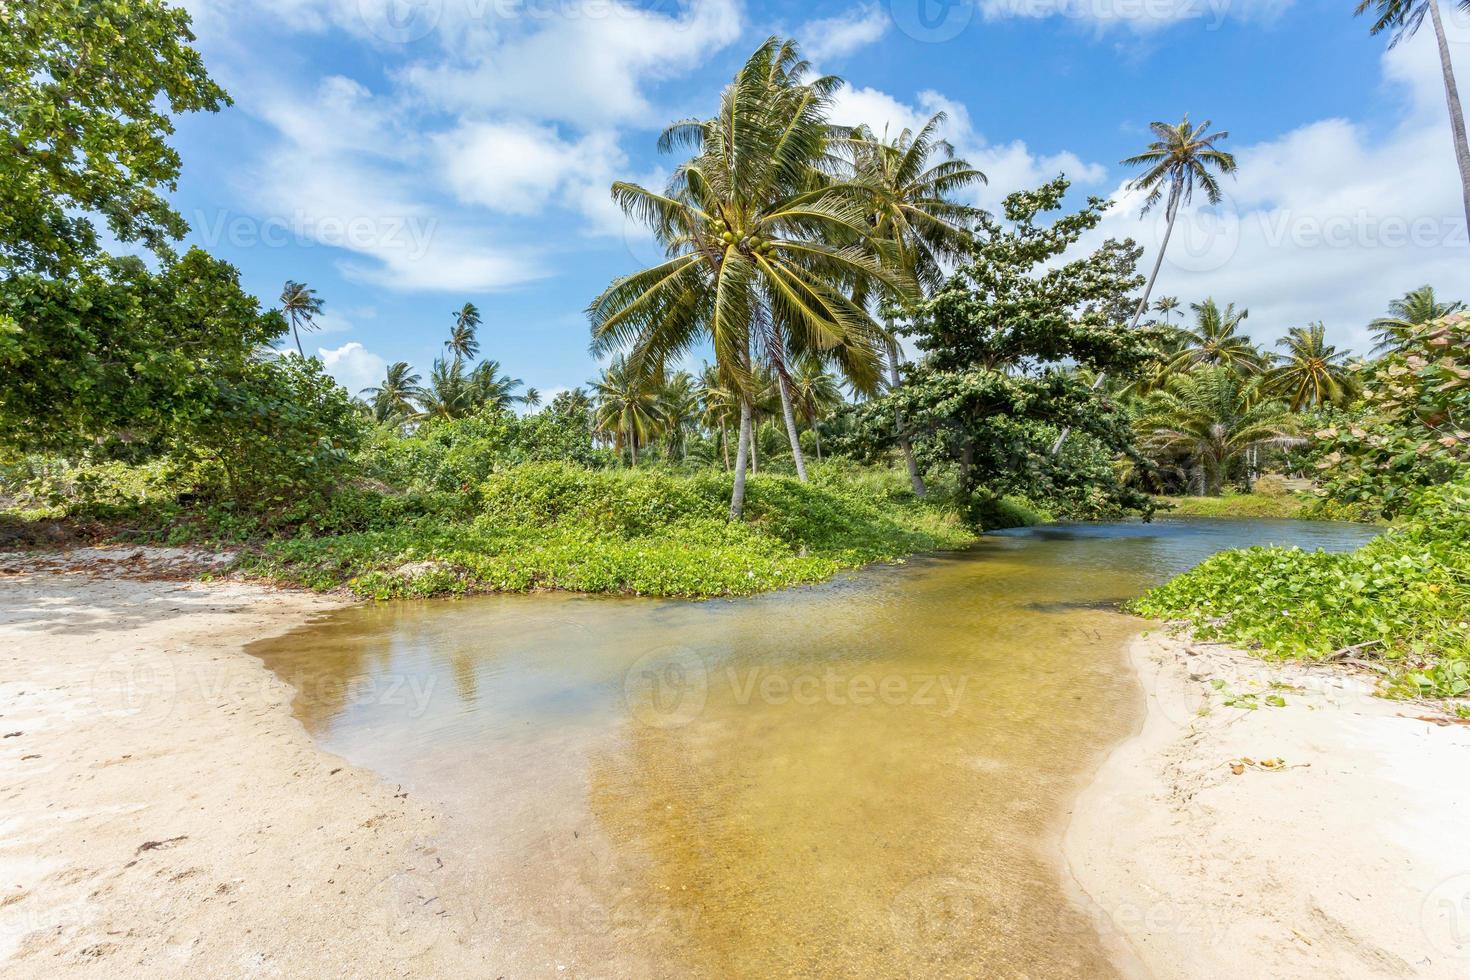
[0, 551, 482, 976]
[1067, 631, 1470, 978]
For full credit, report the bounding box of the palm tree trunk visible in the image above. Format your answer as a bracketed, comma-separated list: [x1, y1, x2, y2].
[721, 420, 731, 471]
[291, 316, 305, 358]
[888, 339, 926, 498]
[776, 371, 809, 482]
[1429, 1, 1470, 236]
[1051, 182, 1183, 455]
[730, 400, 753, 520]
[750, 420, 759, 475]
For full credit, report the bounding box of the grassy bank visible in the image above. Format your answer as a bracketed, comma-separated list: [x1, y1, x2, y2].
[1154, 492, 1314, 519]
[1131, 478, 1470, 702]
[228, 463, 975, 599]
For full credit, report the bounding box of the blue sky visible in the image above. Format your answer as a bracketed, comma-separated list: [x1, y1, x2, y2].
[171, 0, 1470, 399]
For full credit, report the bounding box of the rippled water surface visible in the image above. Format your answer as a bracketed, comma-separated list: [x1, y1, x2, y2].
[251, 518, 1377, 977]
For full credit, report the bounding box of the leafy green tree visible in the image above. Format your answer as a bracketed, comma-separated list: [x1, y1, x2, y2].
[280, 281, 323, 358]
[448, 302, 482, 363]
[1135, 369, 1299, 496]
[0, 0, 229, 276]
[589, 38, 905, 513]
[361, 362, 423, 424]
[1170, 299, 1264, 374]
[845, 112, 984, 496]
[1369, 284, 1463, 354]
[1268, 323, 1356, 410]
[1356, 1, 1470, 233]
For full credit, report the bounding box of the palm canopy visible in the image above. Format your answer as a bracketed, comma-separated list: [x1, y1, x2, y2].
[1124, 117, 1238, 215]
[361, 361, 423, 423]
[1354, 0, 1470, 46]
[448, 302, 482, 362]
[587, 37, 911, 401]
[1171, 299, 1263, 373]
[1268, 323, 1356, 411]
[841, 112, 985, 298]
[591, 356, 663, 463]
[280, 280, 324, 357]
[1369, 285, 1463, 353]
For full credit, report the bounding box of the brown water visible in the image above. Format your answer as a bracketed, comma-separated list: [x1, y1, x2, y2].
[251, 518, 1376, 977]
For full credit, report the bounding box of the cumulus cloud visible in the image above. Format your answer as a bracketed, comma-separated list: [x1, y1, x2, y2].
[317, 341, 387, 395]
[976, 0, 1291, 31]
[801, 4, 890, 62]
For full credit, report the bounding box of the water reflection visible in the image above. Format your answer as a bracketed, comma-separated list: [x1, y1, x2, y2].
[250, 518, 1376, 977]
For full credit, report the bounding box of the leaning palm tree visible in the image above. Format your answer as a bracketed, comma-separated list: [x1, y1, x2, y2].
[1170, 299, 1264, 374]
[1267, 323, 1357, 411]
[588, 37, 907, 516]
[447, 303, 482, 363]
[1136, 369, 1301, 496]
[844, 113, 984, 496]
[1357, 1, 1470, 234]
[1053, 116, 1237, 454]
[590, 357, 663, 466]
[1369, 284, 1464, 353]
[360, 361, 423, 423]
[279, 280, 323, 358]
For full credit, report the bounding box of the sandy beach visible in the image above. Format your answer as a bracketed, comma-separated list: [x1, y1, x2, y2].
[0, 550, 481, 978]
[1067, 632, 1470, 979]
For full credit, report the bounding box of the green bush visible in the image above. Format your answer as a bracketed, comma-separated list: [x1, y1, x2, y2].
[1131, 477, 1470, 698]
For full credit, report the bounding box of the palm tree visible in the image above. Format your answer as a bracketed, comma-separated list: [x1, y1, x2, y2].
[521, 387, 542, 410]
[1357, 1, 1470, 234]
[658, 371, 701, 462]
[1267, 323, 1357, 411]
[844, 113, 984, 497]
[447, 303, 482, 363]
[418, 357, 474, 419]
[788, 357, 843, 461]
[360, 361, 423, 423]
[1171, 299, 1264, 373]
[591, 357, 663, 466]
[1136, 369, 1301, 496]
[1053, 117, 1237, 454]
[588, 37, 906, 516]
[697, 364, 739, 470]
[1153, 295, 1182, 324]
[469, 359, 524, 412]
[1369, 284, 1464, 353]
[280, 281, 323, 358]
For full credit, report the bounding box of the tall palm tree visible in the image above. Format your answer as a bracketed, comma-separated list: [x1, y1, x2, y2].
[1369, 284, 1464, 353]
[447, 303, 482, 363]
[1153, 295, 1182, 324]
[279, 280, 323, 358]
[1053, 117, 1237, 454]
[588, 37, 906, 516]
[844, 113, 984, 497]
[1171, 299, 1264, 373]
[360, 361, 423, 423]
[1357, 1, 1470, 234]
[1136, 369, 1301, 496]
[1268, 323, 1357, 411]
[522, 387, 542, 410]
[788, 357, 844, 461]
[591, 357, 663, 466]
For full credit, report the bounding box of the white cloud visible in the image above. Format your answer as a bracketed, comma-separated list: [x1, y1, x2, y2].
[318, 341, 387, 395]
[1081, 21, 1468, 356]
[400, 0, 742, 127]
[435, 122, 623, 217]
[976, 0, 1291, 31]
[801, 4, 890, 62]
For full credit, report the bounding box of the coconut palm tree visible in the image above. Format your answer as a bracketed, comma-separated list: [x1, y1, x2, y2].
[788, 357, 844, 461]
[844, 114, 984, 497]
[417, 357, 473, 419]
[1136, 369, 1301, 496]
[469, 359, 524, 413]
[360, 361, 423, 423]
[1153, 295, 1182, 324]
[521, 387, 542, 410]
[591, 357, 663, 466]
[697, 364, 739, 470]
[588, 37, 906, 516]
[447, 303, 482, 363]
[1357, 1, 1470, 234]
[1053, 117, 1237, 454]
[279, 280, 323, 358]
[658, 371, 701, 462]
[1369, 284, 1464, 353]
[1170, 299, 1264, 374]
[1267, 323, 1357, 411]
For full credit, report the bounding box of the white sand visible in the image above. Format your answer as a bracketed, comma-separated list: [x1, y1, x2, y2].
[1066, 632, 1470, 979]
[0, 550, 483, 977]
